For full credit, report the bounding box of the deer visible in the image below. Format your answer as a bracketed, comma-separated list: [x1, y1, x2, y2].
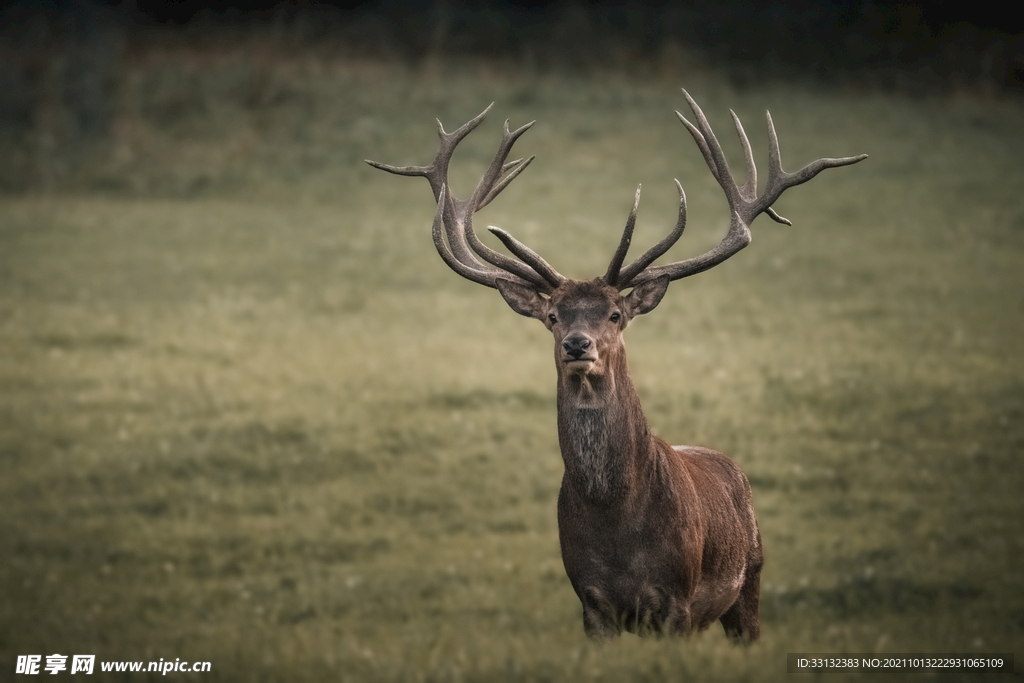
[366, 90, 867, 640]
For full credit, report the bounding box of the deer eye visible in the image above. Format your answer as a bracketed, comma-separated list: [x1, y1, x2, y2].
[548, 314, 558, 325]
[610, 312, 621, 323]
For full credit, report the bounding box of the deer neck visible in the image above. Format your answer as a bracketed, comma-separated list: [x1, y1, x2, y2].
[556, 349, 650, 504]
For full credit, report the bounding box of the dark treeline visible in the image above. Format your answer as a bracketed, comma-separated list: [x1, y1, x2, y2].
[192, 0, 1022, 93]
[0, 0, 1019, 192]
[3, 1, 1020, 88]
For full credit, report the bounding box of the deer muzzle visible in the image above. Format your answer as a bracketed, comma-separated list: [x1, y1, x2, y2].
[562, 334, 596, 365]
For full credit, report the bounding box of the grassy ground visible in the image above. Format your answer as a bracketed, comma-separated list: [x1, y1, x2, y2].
[1, 54, 1022, 681]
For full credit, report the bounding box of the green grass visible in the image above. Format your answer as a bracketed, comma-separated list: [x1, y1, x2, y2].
[1, 55, 1023, 681]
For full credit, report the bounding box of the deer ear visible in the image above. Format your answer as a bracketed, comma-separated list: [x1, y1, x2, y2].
[624, 275, 670, 317]
[495, 278, 548, 320]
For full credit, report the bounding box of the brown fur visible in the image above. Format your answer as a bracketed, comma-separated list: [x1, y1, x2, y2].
[497, 278, 762, 640]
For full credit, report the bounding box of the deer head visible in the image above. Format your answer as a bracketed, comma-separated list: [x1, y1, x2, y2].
[496, 277, 667, 403]
[367, 89, 866, 385]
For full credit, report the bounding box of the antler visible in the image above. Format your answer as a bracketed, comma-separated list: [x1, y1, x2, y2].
[366, 105, 565, 293]
[610, 89, 868, 290]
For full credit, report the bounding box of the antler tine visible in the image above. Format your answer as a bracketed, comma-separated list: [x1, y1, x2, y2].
[456, 195, 554, 289]
[366, 104, 496, 275]
[627, 212, 751, 287]
[730, 109, 790, 226]
[617, 180, 687, 288]
[430, 186, 492, 287]
[472, 119, 536, 208]
[604, 185, 642, 286]
[678, 89, 741, 209]
[488, 226, 564, 289]
[621, 89, 867, 288]
[430, 186, 545, 291]
[367, 105, 562, 293]
[458, 118, 561, 284]
[443, 115, 567, 290]
[676, 112, 719, 183]
[480, 155, 535, 210]
[365, 103, 493, 203]
[730, 110, 757, 203]
[762, 110, 869, 213]
[678, 101, 788, 226]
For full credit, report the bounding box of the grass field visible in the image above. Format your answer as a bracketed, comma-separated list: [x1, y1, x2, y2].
[1, 55, 1022, 681]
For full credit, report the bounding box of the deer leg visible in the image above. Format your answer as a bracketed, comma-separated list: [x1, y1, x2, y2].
[633, 586, 688, 636]
[581, 586, 622, 639]
[665, 597, 693, 636]
[719, 553, 762, 641]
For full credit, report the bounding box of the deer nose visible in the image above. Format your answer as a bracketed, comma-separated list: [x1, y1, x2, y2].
[562, 335, 592, 359]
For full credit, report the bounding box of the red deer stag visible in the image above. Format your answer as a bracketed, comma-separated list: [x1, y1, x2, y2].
[367, 90, 866, 640]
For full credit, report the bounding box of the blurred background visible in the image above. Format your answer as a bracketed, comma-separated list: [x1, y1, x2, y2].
[0, 1, 1022, 195]
[1, 1, 1022, 681]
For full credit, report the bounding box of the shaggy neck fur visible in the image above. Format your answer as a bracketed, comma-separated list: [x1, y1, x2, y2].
[556, 347, 651, 504]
